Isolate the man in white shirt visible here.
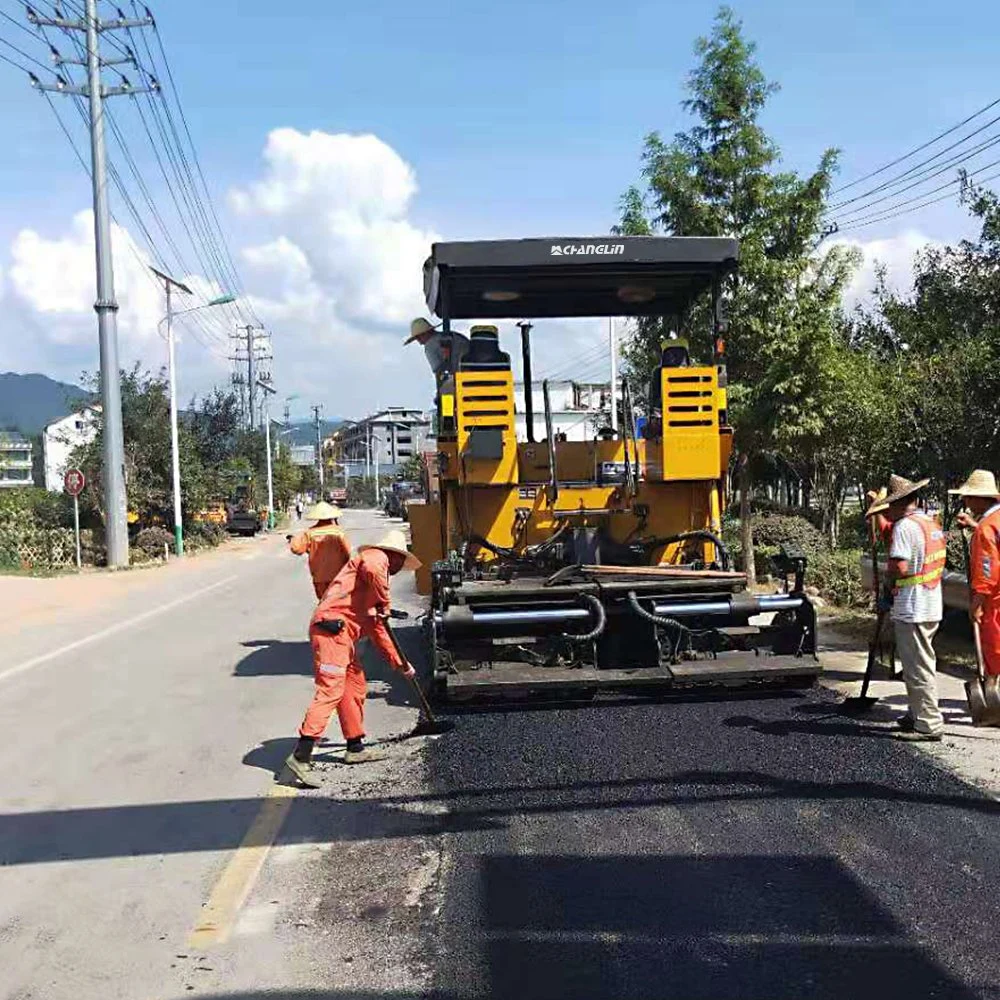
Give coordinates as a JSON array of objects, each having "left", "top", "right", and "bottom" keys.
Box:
[
  {"left": 405, "top": 318, "right": 471, "bottom": 378},
  {"left": 869, "top": 474, "right": 946, "bottom": 740}
]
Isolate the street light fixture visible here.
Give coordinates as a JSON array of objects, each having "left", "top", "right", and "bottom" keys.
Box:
[{"left": 152, "top": 266, "right": 236, "bottom": 557}]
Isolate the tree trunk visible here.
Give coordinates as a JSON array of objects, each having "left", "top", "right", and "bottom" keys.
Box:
[{"left": 738, "top": 459, "right": 757, "bottom": 587}]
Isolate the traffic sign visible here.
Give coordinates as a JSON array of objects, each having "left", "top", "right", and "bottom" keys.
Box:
[{"left": 64, "top": 468, "right": 86, "bottom": 497}]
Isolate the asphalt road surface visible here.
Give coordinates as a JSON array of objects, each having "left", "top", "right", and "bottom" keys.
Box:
[{"left": 4, "top": 507, "right": 1000, "bottom": 999}]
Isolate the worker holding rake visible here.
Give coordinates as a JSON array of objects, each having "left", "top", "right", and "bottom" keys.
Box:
[{"left": 285, "top": 529, "right": 421, "bottom": 787}]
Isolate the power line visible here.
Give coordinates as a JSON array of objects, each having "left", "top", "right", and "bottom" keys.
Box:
[
  {"left": 836, "top": 153, "right": 1000, "bottom": 230},
  {"left": 837, "top": 167, "right": 1000, "bottom": 233},
  {"left": 832, "top": 95, "right": 1000, "bottom": 195},
  {"left": 832, "top": 133, "right": 1000, "bottom": 224},
  {"left": 829, "top": 116, "right": 1000, "bottom": 217}
]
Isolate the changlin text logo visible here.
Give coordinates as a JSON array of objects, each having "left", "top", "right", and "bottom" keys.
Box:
[{"left": 550, "top": 243, "right": 625, "bottom": 256}]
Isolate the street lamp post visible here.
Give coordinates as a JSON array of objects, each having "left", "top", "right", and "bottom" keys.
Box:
[{"left": 153, "top": 267, "right": 235, "bottom": 556}]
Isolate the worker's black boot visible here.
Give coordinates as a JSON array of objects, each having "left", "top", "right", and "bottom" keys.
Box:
[{"left": 285, "top": 737, "right": 322, "bottom": 788}]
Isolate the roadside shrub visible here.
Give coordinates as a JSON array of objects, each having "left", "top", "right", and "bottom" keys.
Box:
[
  {"left": 751, "top": 497, "right": 824, "bottom": 530},
  {"left": 946, "top": 530, "right": 969, "bottom": 576},
  {"left": 135, "top": 526, "right": 173, "bottom": 560},
  {"left": 186, "top": 521, "right": 227, "bottom": 547},
  {"left": 751, "top": 513, "right": 828, "bottom": 559},
  {"left": 837, "top": 509, "right": 869, "bottom": 551},
  {"left": 809, "top": 548, "right": 868, "bottom": 608}
]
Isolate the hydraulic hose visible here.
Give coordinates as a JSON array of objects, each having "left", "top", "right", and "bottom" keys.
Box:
[
  {"left": 563, "top": 593, "right": 606, "bottom": 642},
  {"left": 627, "top": 590, "right": 688, "bottom": 633}
]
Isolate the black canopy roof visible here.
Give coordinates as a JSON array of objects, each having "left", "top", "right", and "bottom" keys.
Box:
[{"left": 423, "top": 236, "right": 738, "bottom": 320}]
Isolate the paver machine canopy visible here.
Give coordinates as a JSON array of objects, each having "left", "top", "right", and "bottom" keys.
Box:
[{"left": 408, "top": 235, "right": 818, "bottom": 698}]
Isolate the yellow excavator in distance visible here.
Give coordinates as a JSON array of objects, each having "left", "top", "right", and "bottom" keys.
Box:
[{"left": 407, "top": 236, "right": 818, "bottom": 699}]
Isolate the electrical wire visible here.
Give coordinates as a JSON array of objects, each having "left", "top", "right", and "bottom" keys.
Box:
[
  {"left": 837, "top": 166, "right": 1000, "bottom": 233},
  {"left": 832, "top": 94, "right": 1000, "bottom": 195},
  {"left": 835, "top": 153, "right": 1000, "bottom": 230},
  {"left": 828, "top": 114, "right": 1000, "bottom": 214},
  {"left": 831, "top": 130, "right": 1000, "bottom": 222}
]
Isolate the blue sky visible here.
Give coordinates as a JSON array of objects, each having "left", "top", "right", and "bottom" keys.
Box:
[{"left": 0, "top": 0, "right": 994, "bottom": 416}]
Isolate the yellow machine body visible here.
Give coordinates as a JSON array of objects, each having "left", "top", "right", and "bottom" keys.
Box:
[
  {"left": 411, "top": 362, "right": 729, "bottom": 596},
  {"left": 411, "top": 235, "right": 818, "bottom": 697}
]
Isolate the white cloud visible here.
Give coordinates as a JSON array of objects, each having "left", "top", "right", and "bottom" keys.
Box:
[
  {"left": 1, "top": 211, "right": 230, "bottom": 385},
  {"left": 829, "top": 230, "right": 944, "bottom": 312},
  {"left": 231, "top": 128, "right": 436, "bottom": 330}
]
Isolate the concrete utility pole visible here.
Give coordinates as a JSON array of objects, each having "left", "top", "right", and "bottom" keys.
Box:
[
  {"left": 608, "top": 317, "right": 619, "bottom": 433},
  {"left": 257, "top": 379, "right": 276, "bottom": 529},
  {"left": 245, "top": 325, "right": 257, "bottom": 430},
  {"left": 312, "top": 404, "right": 325, "bottom": 492},
  {"left": 29, "top": 1, "right": 156, "bottom": 568}
]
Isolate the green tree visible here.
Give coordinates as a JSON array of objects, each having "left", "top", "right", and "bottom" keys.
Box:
[
  {"left": 618, "top": 7, "right": 855, "bottom": 581},
  {"left": 71, "top": 366, "right": 208, "bottom": 528},
  {"left": 853, "top": 181, "right": 1000, "bottom": 517}
]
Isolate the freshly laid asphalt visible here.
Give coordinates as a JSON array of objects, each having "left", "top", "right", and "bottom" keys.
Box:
[{"left": 420, "top": 689, "right": 1000, "bottom": 1000}]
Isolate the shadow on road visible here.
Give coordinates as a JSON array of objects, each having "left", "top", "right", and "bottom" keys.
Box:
[
  {"left": 234, "top": 639, "right": 311, "bottom": 676},
  {"left": 158, "top": 848, "right": 982, "bottom": 998},
  {"left": 5, "top": 766, "right": 1000, "bottom": 867}
]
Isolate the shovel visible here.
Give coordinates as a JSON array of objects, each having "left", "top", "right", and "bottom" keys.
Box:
[
  {"left": 840, "top": 519, "right": 891, "bottom": 714},
  {"left": 839, "top": 610, "right": 888, "bottom": 715},
  {"left": 959, "top": 530, "right": 1000, "bottom": 725},
  {"left": 966, "top": 620, "right": 1000, "bottom": 726},
  {"left": 382, "top": 610, "right": 455, "bottom": 737}
]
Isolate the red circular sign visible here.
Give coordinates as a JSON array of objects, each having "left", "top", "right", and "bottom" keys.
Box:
[{"left": 64, "top": 468, "right": 86, "bottom": 497}]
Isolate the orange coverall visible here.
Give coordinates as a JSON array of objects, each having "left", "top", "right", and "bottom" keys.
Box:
[
  {"left": 290, "top": 524, "right": 351, "bottom": 600},
  {"left": 970, "top": 503, "right": 1000, "bottom": 676},
  {"left": 299, "top": 549, "right": 405, "bottom": 742}
]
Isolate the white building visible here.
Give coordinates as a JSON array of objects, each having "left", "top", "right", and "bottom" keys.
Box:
[
  {"left": 513, "top": 380, "right": 612, "bottom": 442},
  {"left": 0, "top": 432, "right": 33, "bottom": 488},
  {"left": 43, "top": 406, "right": 100, "bottom": 492}
]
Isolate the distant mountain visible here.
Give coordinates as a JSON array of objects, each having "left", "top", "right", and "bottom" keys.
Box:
[
  {"left": 0, "top": 373, "right": 90, "bottom": 436},
  {"left": 283, "top": 419, "right": 343, "bottom": 446}
]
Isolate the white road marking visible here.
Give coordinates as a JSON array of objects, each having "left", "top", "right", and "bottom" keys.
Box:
[{"left": 0, "top": 575, "right": 238, "bottom": 685}]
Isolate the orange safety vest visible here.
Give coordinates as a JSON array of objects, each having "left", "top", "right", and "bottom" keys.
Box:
[{"left": 894, "top": 511, "right": 946, "bottom": 591}]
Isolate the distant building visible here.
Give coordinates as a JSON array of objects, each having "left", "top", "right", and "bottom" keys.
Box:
[
  {"left": 0, "top": 431, "right": 33, "bottom": 488},
  {"left": 328, "top": 407, "right": 432, "bottom": 476},
  {"left": 289, "top": 445, "right": 316, "bottom": 468},
  {"left": 42, "top": 405, "right": 100, "bottom": 492},
  {"left": 514, "top": 380, "right": 611, "bottom": 442}
]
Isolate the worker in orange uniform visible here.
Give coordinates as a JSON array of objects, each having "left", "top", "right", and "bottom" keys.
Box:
[
  {"left": 284, "top": 529, "right": 421, "bottom": 787},
  {"left": 868, "top": 474, "right": 946, "bottom": 741},
  {"left": 288, "top": 501, "right": 351, "bottom": 600},
  {"left": 950, "top": 470, "right": 1000, "bottom": 676}
]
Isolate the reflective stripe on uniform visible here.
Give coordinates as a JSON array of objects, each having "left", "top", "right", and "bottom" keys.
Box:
[{"left": 896, "top": 512, "right": 946, "bottom": 590}]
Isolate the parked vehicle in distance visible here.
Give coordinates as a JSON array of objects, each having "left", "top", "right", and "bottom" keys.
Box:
[{"left": 383, "top": 480, "right": 420, "bottom": 521}]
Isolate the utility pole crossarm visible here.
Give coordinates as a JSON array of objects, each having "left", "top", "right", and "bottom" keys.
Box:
[{"left": 27, "top": 10, "right": 154, "bottom": 31}]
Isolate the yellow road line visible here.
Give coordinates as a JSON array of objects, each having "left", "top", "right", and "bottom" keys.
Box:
[{"left": 188, "top": 783, "right": 298, "bottom": 948}]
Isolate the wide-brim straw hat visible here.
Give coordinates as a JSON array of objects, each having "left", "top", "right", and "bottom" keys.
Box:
[
  {"left": 359, "top": 529, "right": 422, "bottom": 571},
  {"left": 949, "top": 469, "right": 1000, "bottom": 498},
  {"left": 404, "top": 317, "right": 438, "bottom": 345},
  {"left": 865, "top": 474, "right": 930, "bottom": 516},
  {"left": 306, "top": 501, "right": 342, "bottom": 520}
]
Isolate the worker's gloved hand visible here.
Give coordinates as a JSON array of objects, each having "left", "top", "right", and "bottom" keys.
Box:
[
  {"left": 957, "top": 511, "right": 979, "bottom": 530},
  {"left": 399, "top": 662, "right": 416, "bottom": 680}
]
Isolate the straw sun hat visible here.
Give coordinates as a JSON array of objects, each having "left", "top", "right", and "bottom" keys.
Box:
[
  {"left": 865, "top": 474, "right": 930, "bottom": 517},
  {"left": 359, "top": 529, "right": 421, "bottom": 571},
  {"left": 948, "top": 469, "right": 1000, "bottom": 499}
]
